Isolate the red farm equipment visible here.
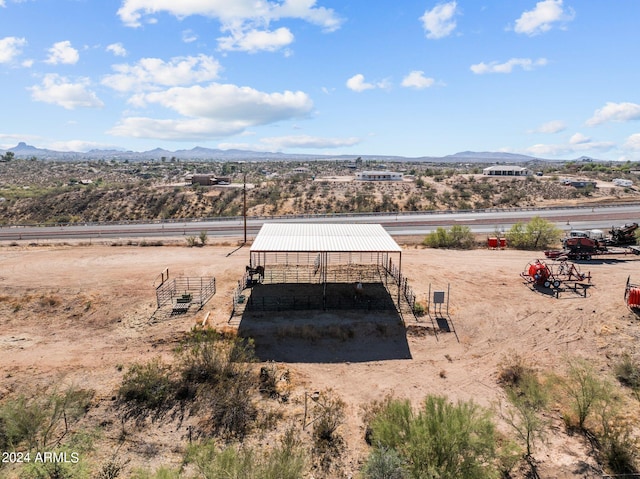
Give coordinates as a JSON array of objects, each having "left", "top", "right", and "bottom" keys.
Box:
[
  {"left": 521, "top": 259, "right": 592, "bottom": 297},
  {"left": 625, "top": 276, "right": 640, "bottom": 313},
  {"left": 545, "top": 223, "right": 640, "bottom": 260}
]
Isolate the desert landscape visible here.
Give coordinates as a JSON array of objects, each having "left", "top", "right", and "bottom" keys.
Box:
[{"left": 1, "top": 235, "right": 639, "bottom": 478}]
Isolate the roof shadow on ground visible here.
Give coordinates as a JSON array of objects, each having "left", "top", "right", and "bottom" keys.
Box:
[
  {"left": 238, "top": 311, "right": 412, "bottom": 363},
  {"left": 236, "top": 283, "right": 411, "bottom": 363}
]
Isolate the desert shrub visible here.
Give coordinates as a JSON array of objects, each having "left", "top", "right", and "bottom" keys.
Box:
[
  {"left": 361, "top": 447, "right": 408, "bottom": 479},
  {"left": 422, "top": 225, "right": 475, "bottom": 249},
  {"left": 497, "top": 351, "right": 535, "bottom": 389},
  {"left": 506, "top": 216, "right": 562, "bottom": 250},
  {"left": 367, "top": 394, "right": 500, "bottom": 479},
  {"left": 596, "top": 410, "right": 639, "bottom": 474},
  {"left": 614, "top": 353, "right": 640, "bottom": 393},
  {"left": 259, "top": 363, "right": 279, "bottom": 399},
  {"left": 0, "top": 387, "right": 93, "bottom": 451},
  {"left": 562, "top": 358, "right": 607, "bottom": 431},
  {"left": 498, "top": 354, "right": 549, "bottom": 459},
  {"left": 185, "top": 429, "right": 306, "bottom": 479},
  {"left": 117, "top": 330, "right": 259, "bottom": 439},
  {"left": 312, "top": 389, "right": 346, "bottom": 446},
  {"left": 19, "top": 445, "right": 90, "bottom": 479},
  {"left": 311, "top": 389, "right": 346, "bottom": 472},
  {"left": 117, "top": 358, "right": 175, "bottom": 424},
  {"left": 39, "top": 293, "right": 61, "bottom": 308},
  {"left": 186, "top": 442, "right": 256, "bottom": 479},
  {"left": 178, "top": 330, "right": 257, "bottom": 440},
  {"left": 185, "top": 236, "right": 198, "bottom": 247},
  {"left": 204, "top": 377, "right": 257, "bottom": 440},
  {"left": 259, "top": 427, "right": 307, "bottom": 479},
  {"left": 96, "top": 457, "right": 129, "bottom": 479},
  {"left": 412, "top": 302, "right": 425, "bottom": 316}
]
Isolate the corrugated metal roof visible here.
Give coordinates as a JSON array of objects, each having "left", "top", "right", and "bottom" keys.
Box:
[{"left": 250, "top": 223, "right": 401, "bottom": 252}]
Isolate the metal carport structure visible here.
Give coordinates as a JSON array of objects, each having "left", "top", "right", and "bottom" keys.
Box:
[{"left": 247, "top": 223, "right": 403, "bottom": 310}]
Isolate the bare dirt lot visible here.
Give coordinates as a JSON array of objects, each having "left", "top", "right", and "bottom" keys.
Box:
[{"left": 1, "top": 239, "right": 639, "bottom": 477}]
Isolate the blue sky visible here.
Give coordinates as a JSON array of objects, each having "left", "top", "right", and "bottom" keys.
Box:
[{"left": 1, "top": 0, "right": 639, "bottom": 160}]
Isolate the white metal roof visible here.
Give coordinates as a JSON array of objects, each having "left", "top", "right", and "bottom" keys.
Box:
[
  {"left": 250, "top": 223, "right": 401, "bottom": 252},
  {"left": 483, "top": 165, "right": 530, "bottom": 172}
]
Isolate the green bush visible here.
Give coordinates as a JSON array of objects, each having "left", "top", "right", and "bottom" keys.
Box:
[
  {"left": 366, "top": 394, "right": 500, "bottom": 479},
  {"left": 423, "top": 225, "right": 475, "bottom": 249},
  {"left": 562, "top": 358, "right": 607, "bottom": 431},
  {"left": 0, "top": 387, "right": 93, "bottom": 451},
  {"left": 506, "top": 216, "right": 562, "bottom": 250}
]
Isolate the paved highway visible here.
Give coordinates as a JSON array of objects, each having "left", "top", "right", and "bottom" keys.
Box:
[{"left": 0, "top": 204, "right": 639, "bottom": 242}]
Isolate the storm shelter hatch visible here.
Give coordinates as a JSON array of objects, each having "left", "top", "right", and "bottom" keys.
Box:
[{"left": 248, "top": 223, "right": 403, "bottom": 310}]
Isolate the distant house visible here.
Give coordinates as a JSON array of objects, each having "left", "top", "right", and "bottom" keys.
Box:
[
  {"left": 355, "top": 171, "right": 403, "bottom": 181},
  {"left": 190, "top": 174, "right": 218, "bottom": 186},
  {"left": 189, "top": 174, "right": 231, "bottom": 186},
  {"left": 482, "top": 165, "right": 532, "bottom": 176}
]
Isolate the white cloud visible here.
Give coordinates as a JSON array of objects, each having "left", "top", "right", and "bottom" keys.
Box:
[
  {"left": 108, "top": 117, "right": 247, "bottom": 140},
  {"left": 259, "top": 134, "right": 361, "bottom": 150},
  {"left": 45, "top": 40, "right": 79, "bottom": 65},
  {"left": 182, "top": 29, "right": 198, "bottom": 43},
  {"left": 470, "top": 57, "right": 547, "bottom": 74},
  {"left": 533, "top": 120, "right": 566, "bottom": 134},
  {"left": 420, "top": 1, "right": 458, "bottom": 39},
  {"left": 102, "top": 54, "right": 222, "bottom": 92},
  {"left": 514, "top": 0, "right": 575, "bottom": 36},
  {"left": 109, "top": 83, "right": 313, "bottom": 141},
  {"left": 138, "top": 83, "right": 312, "bottom": 121},
  {"left": 586, "top": 102, "right": 640, "bottom": 127},
  {"left": 345, "top": 73, "right": 394, "bottom": 92},
  {"left": 526, "top": 136, "right": 614, "bottom": 157},
  {"left": 346, "top": 74, "right": 374, "bottom": 92},
  {"left": 569, "top": 133, "right": 590, "bottom": 144},
  {"left": 117, "top": 0, "right": 342, "bottom": 52},
  {"left": 401, "top": 70, "right": 435, "bottom": 89},
  {"left": 624, "top": 133, "right": 640, "bottom": 151},
  {"left": 218, "top": 27, "right": 294, "bottom": 53},
  {"left": 106, "top": 43, "right": 127, "bottom": 57},
  {"left": 29, "top": 74, "right": 104, "bottom": 110},
  {"left": 0, "top": 36, "right": 27, "bottom": 63}
]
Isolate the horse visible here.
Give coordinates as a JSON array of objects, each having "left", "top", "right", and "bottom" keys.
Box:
[{"left": 246, "top": 265, "right": 265, "bottom": 279}]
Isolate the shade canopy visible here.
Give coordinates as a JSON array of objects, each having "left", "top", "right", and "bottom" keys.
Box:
[{"left": 250, "top": 223, "right": 401, "bottom": 253}]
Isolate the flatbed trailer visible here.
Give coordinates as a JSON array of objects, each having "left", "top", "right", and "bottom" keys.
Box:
[{"left": 544, "top": 245, "right": 640, "bottom": 260}]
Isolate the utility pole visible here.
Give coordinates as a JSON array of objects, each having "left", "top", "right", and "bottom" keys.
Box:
[{"left": 243, "top": 172, "right": 247, "bottom": 244}]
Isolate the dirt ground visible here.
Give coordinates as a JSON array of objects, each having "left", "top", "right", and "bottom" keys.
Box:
[{"left": 1, "top": 238, "right": 639, "bottom": 477}]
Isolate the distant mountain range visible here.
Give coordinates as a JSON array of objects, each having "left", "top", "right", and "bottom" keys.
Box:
[{"left": 1, "top": 141, "right": 556, "bottom": 163}]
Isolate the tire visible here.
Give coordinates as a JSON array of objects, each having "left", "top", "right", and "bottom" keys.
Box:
[
  {"left": 553, "top": 280, "right": 561, "bottom": 288},
  {"left": 544, "top": 281, "right": 551, "bottom": 288}
]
